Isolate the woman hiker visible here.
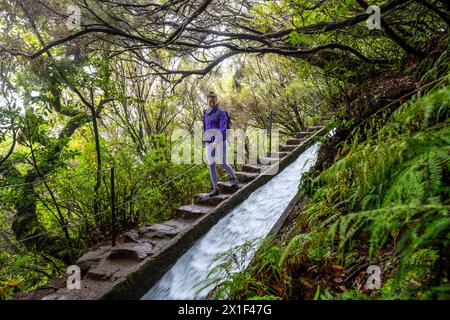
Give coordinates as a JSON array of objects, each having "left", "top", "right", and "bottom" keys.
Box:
[{"left": 203, "top": 91, "right": 238, "bottom": 197}]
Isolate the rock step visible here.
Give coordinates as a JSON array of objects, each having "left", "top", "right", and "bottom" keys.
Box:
[
  {"left": 174, "top": 204, "right": 213, "bottom": 219},
  {"left": 268, "top": 151, "right": 289, "bottom": 158},
  {"left": 86, "top": 263, "right": 120, "bottom": 281},
  {"left": 138, "top": 219, "right": 191, "bottom": 240},
  {"left": 241, "top": 164, "right": 264, "bottom": 173},
  {"left": 108, "top": 243, "right": 154, "bottom": 261},
  {"left": 77, "top": 247, "right": 110, "bottom": 273},
  {"left": 194, "top": 193, "right": 231, "bottom": 206},
  {"left": 286, "top": 138, "right": 302, "bottom": 145},
  {"left": 164, "top": 218, "right": 195, "bottom": 229},
  {"left": 306, "top": 125, "right": 322, "bottom": 132},
  {"left": 257, "top": 156, "right": 279, "bottom": 165},
  {"left": 279, "top": 144, "right": 296, "bottom": 152},
  {"left": 295, "top": 131, "right": 312, "bottom": 139},
  {"left": 234, "top": 171, "right": 259, "bottom": 183},
  {"left": 217, "top": 182, "right": 245, "bottom": 194}
]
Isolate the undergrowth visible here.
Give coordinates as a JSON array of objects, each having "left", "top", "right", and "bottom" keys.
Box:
[{"left": 206, "top": 77, "right": 450, "bottom": 300}]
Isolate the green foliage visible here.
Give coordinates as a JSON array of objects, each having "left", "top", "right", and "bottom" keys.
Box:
[
  {"left": 0, "top": 249, "right": 65, "bottom": 300},
  {"left": 0, "top": 129, "right": 211, "bottom": 297},
  {"left": 196, "top": 240, "right": 260, "bottom": 299},
  {"left": 314, "top": 85, "right": 449, "bottom": 297},
  {"left": 1, "top": 0, "right": 449, "bottom": 300},
  {"left": 303, "top": 85, "right": 449, "bottom": 297},
  {"left": 221, "top": 81, "right": 450, "bottom": 300},
  {"left": 200, "top": 238, "right": 286, "bottom": 300}
]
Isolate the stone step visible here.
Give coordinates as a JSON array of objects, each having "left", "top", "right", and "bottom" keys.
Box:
[
  {"left": 138, "top": 221, "right": 185, "bottom": 240},
  {"left": 108, "top": 243, "right": 154, "bottom": 261},
  {"left": 194, "top": 193, "right": 230, "bottom": 206},
  {"left": 268, "top": 151, "right": 289, "bottom": 158},
  {"left": 217, "top": 182, "right": 241, "bottom": 194},
  {"left": 164, "top": 218, "right": 194, "bottom": 230},
  {"left": 241, "top": 164, "right": 264, "bottom": 173},
  {"left": 174, "top": 204, "right": 213, "bottom": 219},
  {"left": 286, "top": 138, "right": 302, "bottom": 145},
  {"left": 279, "top": 144, "right": 296, "bottom": 152},
  {"left": 86, "top": 262, "right": 120, "bottom": 281},
  {"left": 295, "top": 132, "right": 312, "bottom": 139},
  {"left": 77, "top": 247, "right": 110, "bottom": 273},
  {"left": 257, "top": 156, "right": 279, "bottom": 165},
  {"left": 306, "top": 125, "right": 322, "bottom": 132},
  {"left": 234, "top": 171, "right": 259, "bottom": 183}
]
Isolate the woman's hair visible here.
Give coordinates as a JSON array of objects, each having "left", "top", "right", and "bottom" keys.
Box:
[{"left": 207, "top": 91, "right": 218, "bottom": 99}]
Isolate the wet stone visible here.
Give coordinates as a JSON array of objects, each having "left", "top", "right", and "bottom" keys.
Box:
[
  {"left": 234, "top": 172, "right": 259, "bottom": 183},
  {"left": 286, "top": 138, "right": 302, "bottom": 145},
  {"left": 140, "top": 231, "right": 173, "bottom": 240},
  {"left": 217, "top": 182, "right": 240, "bottom": 194},
  {"left": 139, "top": 222, "right": 186, "bottom": 240},
  {"left": 108, "top": 243, "right": 154, "bottom": 261},
  {"left": 76, "top": 247, "right": 109, "bottom": 273},
  {"left": 257, "top": 157, "right": 279, "bottom": 165},
  {"left": 268, "top": 151, "right": 289, "bottom": 158},
  {"left": 295, "top": 132, "right": 312, "bottom": 139},
  {"left": 42, "top": 295, "right": 67, "bottom": 300},
  {"left": 174, "top": 205, "right": 213, "bottom": 219},
  {"left": 138, "top": 223, "right": 179, "bottom": 239},
  {"left": 194, "top": 193, "right": 230, "bottom": 206},
  {"left": 124, "top": 230, "right": 140, "bottom": 243},
  {"left": 164, "top": 219, "right": 193, "bottom": 230},
  {"left": 306, "top": 125, "right": 322, "bottom": 132},
  {"left": 241, "top": 164, "right": 263, "bottom": 173},
  {"left": 86, "top": 262, "right": 120, "bottom": 281},
  {"left": 279, "top": 144, "right": 296, "bottom": 152}
]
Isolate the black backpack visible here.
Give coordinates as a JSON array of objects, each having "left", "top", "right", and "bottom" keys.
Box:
[{"left": 203, "top": 107, "right": 231, "bottom": 130}]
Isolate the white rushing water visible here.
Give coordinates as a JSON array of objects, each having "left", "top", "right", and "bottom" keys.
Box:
[{"left": 142, "top": 143, "right": 321, "bottom": 300}]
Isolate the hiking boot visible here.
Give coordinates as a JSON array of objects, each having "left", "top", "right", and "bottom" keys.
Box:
[
  {"left": 229, "top": 176, "right": 239, "bottom": 187},
  {"left": 208, "top": 187, "right": 219, "bottom": 197}
]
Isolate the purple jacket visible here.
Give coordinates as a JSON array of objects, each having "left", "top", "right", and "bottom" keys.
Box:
[{"left": 203, "top": 105, "right": 228, "bottom": 142}]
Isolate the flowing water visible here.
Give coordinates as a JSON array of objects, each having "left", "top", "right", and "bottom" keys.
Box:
[{"left": 142, "top": 143, "right": 321, "bottom": 300}]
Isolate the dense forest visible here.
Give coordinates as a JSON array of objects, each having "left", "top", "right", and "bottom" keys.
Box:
[{"left": 0, "top": 0, "right": 449, "bottom": 300}]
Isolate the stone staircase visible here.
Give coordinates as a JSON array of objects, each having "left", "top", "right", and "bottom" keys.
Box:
[
  {"left": 38, "top": 123, "right": 326, "bottom": 300},
  {"left": 172, "top": 125, "right": 323, "bottom": 221}
]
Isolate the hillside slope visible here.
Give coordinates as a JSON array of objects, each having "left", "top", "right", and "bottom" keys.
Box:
[{"left": 208, "top": 43, "right": 450, "bottom": 301}]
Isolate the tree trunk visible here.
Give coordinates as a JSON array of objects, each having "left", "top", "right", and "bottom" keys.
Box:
[{"left": 90, "top": 103, "right": 103, "bottom": 228}]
